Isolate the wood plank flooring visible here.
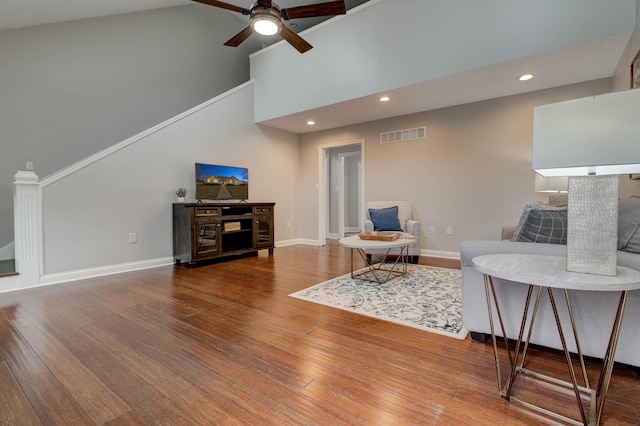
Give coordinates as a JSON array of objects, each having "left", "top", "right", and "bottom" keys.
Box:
[{"left": 0, "top": 242, "right": 638, "bottom": 425}]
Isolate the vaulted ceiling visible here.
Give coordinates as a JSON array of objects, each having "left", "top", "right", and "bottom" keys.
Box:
[
  {"left": 0, "top": 0, "right": 369, "bottom": 32},
  {"left": 2, "top": 0, "right": 635, "bottom": 135}
]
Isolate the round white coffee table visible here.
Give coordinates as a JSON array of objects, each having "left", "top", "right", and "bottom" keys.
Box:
[{"left": 339, "top": 234, "right": 415, "bottom": 284}]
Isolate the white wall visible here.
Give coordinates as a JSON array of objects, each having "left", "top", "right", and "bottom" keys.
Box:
[
  {"left": 0, "top": 4, "right": 263, "bottom": 249},
  {"left": 298, "top": 78, "right": 639, "bottom": 257},
  {"left": 251, "top": 0, "right": 636, "bottom": 124},
  {"left": 40, "top": 83, "right": 299, "bottom": 276}
]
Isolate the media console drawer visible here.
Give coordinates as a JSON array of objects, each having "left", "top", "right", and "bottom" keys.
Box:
[
  {"left": 173, "top": 202, "right": 275, "bottom": 265},
  {"left": 195, "top": 208, "right": 220, "bottom": 217}
]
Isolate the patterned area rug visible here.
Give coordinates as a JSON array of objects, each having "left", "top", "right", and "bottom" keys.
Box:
[{"left": 289, "top": 264, "right": 468, "bottom": 339}]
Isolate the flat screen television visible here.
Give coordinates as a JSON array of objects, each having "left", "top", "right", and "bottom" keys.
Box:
[{"left": 195, "top": 163, "right": 248, "bottom": 201}]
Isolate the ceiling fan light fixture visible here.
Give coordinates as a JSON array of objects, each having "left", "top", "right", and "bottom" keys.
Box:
[
  {"left": 194, "top": 0, "right": 347, "bottom": 53},
  {"left": 251, "top": 13, "right": 282, "bottom": 36}
]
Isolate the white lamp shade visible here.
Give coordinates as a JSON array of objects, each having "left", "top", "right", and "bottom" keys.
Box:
[
  {"left": 532, "top": 89, "right": 640, "bottom": 177},
  {"left": 531, "top": 89, "right": 640, "bottom": 276}
]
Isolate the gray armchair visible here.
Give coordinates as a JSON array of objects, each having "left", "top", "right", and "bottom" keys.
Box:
[{"left": 364, "top": 201, "right": 421, "bottom": 263}]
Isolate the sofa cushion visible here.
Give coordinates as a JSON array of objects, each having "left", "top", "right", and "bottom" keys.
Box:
[
  {"left": 515, "top": 209, "right": 568, "bottom": 245},
  {"left": 618, "top": 196, "right": 640, "bottom": 254},
  {"left": 368, "top": 206, "right": 403, "bottom": 231}
]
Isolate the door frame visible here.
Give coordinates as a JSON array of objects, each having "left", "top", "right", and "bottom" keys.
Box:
[{"left": 318, "top": 139, "right": 365, "bottom": 245}]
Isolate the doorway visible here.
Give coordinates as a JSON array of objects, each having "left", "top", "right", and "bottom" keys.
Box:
[{"left": 319, "top": 140, "right": 365, "bottom": 244}]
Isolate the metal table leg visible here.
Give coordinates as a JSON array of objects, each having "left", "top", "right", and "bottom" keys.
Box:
[
  {"left": 349, "top": 245, "right": 409, "bottom": 284},
  {"left": 483, "top": 274, "right": 626, "bottom": 426}
]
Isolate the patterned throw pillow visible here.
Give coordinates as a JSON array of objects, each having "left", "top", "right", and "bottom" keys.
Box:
[
  {"left": 511, "top": 203, "right": 544, "bottom": 241},
  {"left": 511, "top": 203, "right": 565, "bottom": 242},
  {"left": 516, "top": 209, "right": 568, "bottom": 245}
]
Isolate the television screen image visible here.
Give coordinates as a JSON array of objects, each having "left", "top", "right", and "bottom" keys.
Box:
[{"left": 195, "top": 163, "right": 248, "bottom": 201}]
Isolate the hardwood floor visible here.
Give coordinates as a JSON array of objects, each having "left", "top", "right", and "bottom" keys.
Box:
[{"left": 0, "top": 242, "right": 638, "bottom": 425}]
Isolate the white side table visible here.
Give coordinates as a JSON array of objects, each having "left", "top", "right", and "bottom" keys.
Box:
[
  {"left": 473, "top": 254, "right": 640, "bottom": 426},
  {"left": 339, "top": 235, "right": 415, "bottom": 283}
]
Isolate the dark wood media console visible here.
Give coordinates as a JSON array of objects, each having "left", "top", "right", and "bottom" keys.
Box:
[{"left": 173, "top": 202, "right": 274, "bottom": 265}]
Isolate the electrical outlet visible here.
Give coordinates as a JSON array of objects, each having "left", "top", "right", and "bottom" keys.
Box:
[
  {"left": 428, "top": 226, "right": 435, "bottom": 234},
  {"left": 129, "top": 233, "right": 137, "bottom": 243},
  {"left": 446, "top": 227, "right": 453, "bottom": 236}
]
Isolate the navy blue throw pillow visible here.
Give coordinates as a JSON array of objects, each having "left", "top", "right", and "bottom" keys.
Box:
[{"left": 369, "top": 206, "right": 402, "bottom": 231}]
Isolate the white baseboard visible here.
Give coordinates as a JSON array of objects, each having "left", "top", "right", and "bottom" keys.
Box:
[
  {"left": 40, "top": 257, "right": 175, "bottom": 287},
  {"left": 421, "top": 249, "right": 460, "bottom": 260},
  {"left": 274, "top": 238, "right": 304, "bottom": 247},
  {"left": 0, "top": 242, "right": 14, "bottom": 261},
  {"left": 0, "top": 257, "right": 174, "bottom": 294},
  {"left": 276, "top": 238, "right": 325, "bottom": 247},
  {"left": 29, "top": 239, "right": 324, "bottom": 287},
  {"left": 298, "top": 239, "right": 325, "bottom": 246},
  {"left": 2, "top": 239, "right": 316, "bottom": 294},
  {"left": 0, "top": 275, "right": 19, "bottom": 294},
  {"left": 40, "top": 240, "right": 329, "bottom": 286}
]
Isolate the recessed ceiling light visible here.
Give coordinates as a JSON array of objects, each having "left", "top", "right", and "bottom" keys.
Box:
[
  {"left": 306, "top": 120, "right": 316, "bottom": 125},
  {"left": 379, "top": 96, "right": 390, "bottom": 102},
  {"left": 518, "top": 73, "right": 534, "bottom": 81}
]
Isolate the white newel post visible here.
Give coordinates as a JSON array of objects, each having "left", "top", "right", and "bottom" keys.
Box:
[{"left": 14, "top": 170, "right": 41, "bottom": 288}]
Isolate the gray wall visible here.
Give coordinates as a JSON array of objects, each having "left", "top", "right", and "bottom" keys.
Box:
[
  {"left": 41, "top": 83, "right": 300, "bottom": 275},
  {"left": 299, "top": 78, "right": 640, "bottom": 256},
  {"left": 0, "top": 4, "right": 262, "bottom": 249}
]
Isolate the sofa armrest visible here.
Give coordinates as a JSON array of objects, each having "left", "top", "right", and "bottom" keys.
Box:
[
  {"left": 364, "top": 219, "right": 374, "bottom": 232},
  {"left": 406, "top": 219, "right": 420, "bottom": 237}
]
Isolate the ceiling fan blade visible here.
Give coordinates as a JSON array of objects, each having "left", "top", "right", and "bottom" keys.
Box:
[
  {"left": 224, "top": 26, "right": 254, "bottom": 47},
  {"left": 192, "top": 0, "right": 249, "bottom": 15},
  {"left": 281, "top": 1, "right": 346, "bottom": 20},
  {"left": 280, "top": 26, "right": 313, "bottom": 54}
]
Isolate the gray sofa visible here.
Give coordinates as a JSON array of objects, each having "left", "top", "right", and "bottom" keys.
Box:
[{"left": 460, "top": 232, "right": 640, "bottom": 368}]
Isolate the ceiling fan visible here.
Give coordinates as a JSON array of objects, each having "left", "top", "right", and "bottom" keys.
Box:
[{"left": 193, "top": 0, "right": 347, "bottom": 53}]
